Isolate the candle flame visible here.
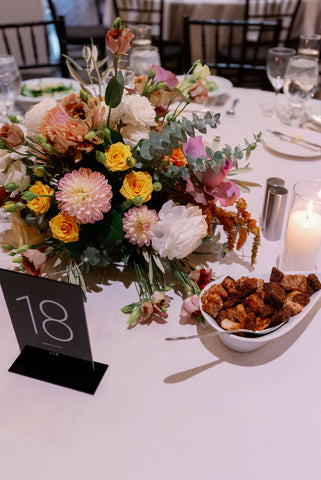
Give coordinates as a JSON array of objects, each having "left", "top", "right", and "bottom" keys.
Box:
[{"left": 307, "top": 202, "right": 313, "bottom": 221}]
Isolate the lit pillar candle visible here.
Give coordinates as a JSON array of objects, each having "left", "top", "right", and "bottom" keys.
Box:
[{"left": 281, "top": 206, "right": 321, "bottom": 271}]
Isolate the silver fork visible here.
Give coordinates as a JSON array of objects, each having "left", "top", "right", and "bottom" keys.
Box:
[{"left": 226, "top": 98, "right": 239, "bottom": 115}]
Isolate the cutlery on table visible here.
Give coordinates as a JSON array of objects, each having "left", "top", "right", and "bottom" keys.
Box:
[
  {"left": 267, "top": 129, "right": 321, "bottom": 152},
  {"left": 226, "top": 98, "right": 239, "bottom": 115}
]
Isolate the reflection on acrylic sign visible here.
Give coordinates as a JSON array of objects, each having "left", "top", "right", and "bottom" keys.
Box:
[{"left": 0, "top": 268, "right": 108, "bottom": 394}]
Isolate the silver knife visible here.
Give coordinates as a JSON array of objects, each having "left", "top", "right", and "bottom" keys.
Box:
[{"left": 267, "top": 129, "right": 321, "bottom": 151}]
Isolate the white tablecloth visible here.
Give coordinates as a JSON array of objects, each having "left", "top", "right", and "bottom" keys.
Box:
[{"left": 1, "top": 87, "right": 321, "bottom": 479}]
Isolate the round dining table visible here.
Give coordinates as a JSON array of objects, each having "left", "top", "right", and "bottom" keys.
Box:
[{"left": 1, "top": 86, "right": 321, "bottom": 479}]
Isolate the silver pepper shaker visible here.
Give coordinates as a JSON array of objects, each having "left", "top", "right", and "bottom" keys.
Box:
[
  {"left": 261, "top": 177, "right": 285, "bottom": 227},
  {"left": 263, "top": 185, "right": 288, "bottom": 241}
]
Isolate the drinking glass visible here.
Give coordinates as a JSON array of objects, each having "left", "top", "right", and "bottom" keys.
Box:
[
  {"left": 298, "top": 34, "right": 321, "bottom": 61},
  {"left": 0, "top": 55, "right": 21, "bottom": 122},
  {"left": 283, "top": 55, "right": 319, "bottom": 126},
  {"left": 129, "top": 45, "right": 161, "bottom": 76},
  {"left": 280, "top": 179, "right": 321, "bottom": 271},
  {"left": 266, "top": 47, "right": 296, "bottom": 117}
]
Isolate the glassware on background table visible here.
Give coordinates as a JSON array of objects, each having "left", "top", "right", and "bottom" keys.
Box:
[
  {"left": 129, "top": 45, "right": 161, "bottom": 76},
  {"left": 298, "top": 33, "right": 321, "bottom": 60},
  {"left": 280, "top": 179, "right": 321, "bottom": 271},
  {"left": 105, "top": 69, "right": 135, "bottom": 88},
  {"left": 266, "top": 47, "right": 296, "bottom": 118},
  {"left": 283, "top": 55, "right": 319, "bottom": 126},
  {"left": 0, "top": 55, "right": 21, "bottom": 122},
  {"left": 130, "top": 24, "right": 152, "bottom": 46}
]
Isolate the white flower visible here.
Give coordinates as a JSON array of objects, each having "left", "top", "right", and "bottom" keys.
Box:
[
  {"left": 193, "top": 63, "right": 210, "bottom": 80},
  {"left": 24, "top": 98, "right": 57, "bottom": 136},
  {"left": 151, "top": 200, "right": 208, "bottom": 260},
  {"left": 109, "top": 94, "right": 156, "bottom": 128},
  {"left": 121, "top": 124, "right": 151, "bottom": 147},
  {"left": 1, "top": 159, "right": 30, "bottom": 195}
]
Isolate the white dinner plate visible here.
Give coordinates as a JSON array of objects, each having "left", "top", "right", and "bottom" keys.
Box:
[
  {"left": 200, "top": 271, "right": 321, "bottom": 352},
  {"left": 176, "top": 74, "right": 233, "bottom": 98},
  {"left": 17, "top": 77, "right": 80, "bottom": 104},
  {"left": 263, "top": 126, "right": 321, "bottom": 159}
]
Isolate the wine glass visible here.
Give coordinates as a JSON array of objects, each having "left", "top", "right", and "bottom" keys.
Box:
[
  {"left": 0, "top": 55, "right": 22, "bottom": 122},
  {"left": 266, "top": 47, "right": 296, "bottom": 117},
  {"left": 283, "top": 55, "right": 319, "bottom": 126}
]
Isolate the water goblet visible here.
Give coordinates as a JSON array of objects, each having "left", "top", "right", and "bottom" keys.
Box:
[
  {"left": 0, "top": 55, "right": 21, "bottom": 122},
  {"left": 283, "top": 55, "right": 319, "bottom": 126},
  {"left": 266, "top": 47, "right": 296, "bottom": 117}
]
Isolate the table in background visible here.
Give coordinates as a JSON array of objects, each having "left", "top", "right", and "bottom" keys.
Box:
[
  {"left": 1, "top": 87, "right": 321, "bottom": 479},
  {"left": 104, "top": 0, "right": 321, "bottom": 43}
]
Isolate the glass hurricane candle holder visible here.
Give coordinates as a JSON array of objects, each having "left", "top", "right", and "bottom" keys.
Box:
[{"left": 280, "top": 179, "right": 321, "bottom": 271}]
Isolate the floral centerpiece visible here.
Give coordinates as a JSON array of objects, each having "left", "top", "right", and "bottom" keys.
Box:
[{"left": 0, "top": 18, "right": 261, "bottom": 326}]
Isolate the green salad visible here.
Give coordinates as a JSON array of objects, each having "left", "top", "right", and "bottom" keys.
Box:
[{"left": 21, "top": 81, "right": 74, "bottom": 98}]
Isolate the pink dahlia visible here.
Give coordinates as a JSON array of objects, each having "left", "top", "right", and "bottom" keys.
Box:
[
  {"left": 56, "top": 167, "right": 113, "bottom": 224},
  {"left": 123, "top": 205, "right": 159, "bottom": 247}
]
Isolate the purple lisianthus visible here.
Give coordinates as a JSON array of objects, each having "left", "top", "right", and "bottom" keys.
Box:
[
  {"left": 202, "top": 159, "right": 234, "bottom": 187},
  {"left": 152, "top": 64, "right": 178, "bottom": 87},
  {"left": 204, "top": 181, "right": 240, "bottom": 207},
  {"left": 182, "top": 135, "right": 207, "bottom": 159}
]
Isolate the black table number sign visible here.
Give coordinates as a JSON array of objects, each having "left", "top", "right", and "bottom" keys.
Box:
[{"left": 0, "top": 268, "right": 108, "bottom": 394}]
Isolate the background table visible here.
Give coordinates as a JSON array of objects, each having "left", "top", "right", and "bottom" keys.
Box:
[
  {"left": 104, "top": 0, "right": 321, "bottom": 42},
  {"left": 1, "top": 87, "right": 321, "bottom": 479}
]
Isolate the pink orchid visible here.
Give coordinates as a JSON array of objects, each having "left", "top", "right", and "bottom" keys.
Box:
[
  {"left": 179, "top": 294, "right": 202, "bottom": 320},
  {"left": 189, "top": 268, "right": 212, "bottom": 290},
  {"left": 204, "top": 181, "right": 240, "bottom": 207},
  {"left": 152, "top": 64, "right": 178, "bottom": 87}
]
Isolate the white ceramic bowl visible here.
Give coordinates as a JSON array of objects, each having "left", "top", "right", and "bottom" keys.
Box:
[
  {"left": 200, "top": 272, "right": 321, "bottom": 352},
  {"left": 17, "top": 77, "right": 80, "bottom": 104}
]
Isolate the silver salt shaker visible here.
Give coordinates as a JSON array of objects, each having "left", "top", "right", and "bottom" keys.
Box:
[
  {"left": 261, "top": 177, "right": 285, "bottom": 227},
  {"left": 263, "top": 185, "right": 288, "bottom": 241}
]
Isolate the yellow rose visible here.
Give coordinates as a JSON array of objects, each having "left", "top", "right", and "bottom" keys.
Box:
[
  {"left": 27, "top": 181, "right": 54, "bottom": 215},
  {"left": 120, "top": 171, "right": 153, "bottom": 202},
  {"left": 49, "top": 213, "right": 79, "bottom": 243},
  {"left": 105, "top": 142, "right": 133, "bottom": 172}
]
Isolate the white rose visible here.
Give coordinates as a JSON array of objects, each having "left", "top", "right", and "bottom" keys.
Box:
[
  {"left": 121, "top": 124, "right": 150, "bottom": 147},
  {"left": 2, "top": 160, "right": 30, "bottom": 195},
  {"left": 24, "top": 98, "right": 57, "bottom": 136},
  {"left": 110, "top": 94, "right": 156, "bottom": 129},
  {"left": 151, "top": 200, "right": 208, "bottom": 260}
]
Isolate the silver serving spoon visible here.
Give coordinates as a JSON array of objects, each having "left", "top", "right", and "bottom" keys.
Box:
[
  {"left": 226, "top": 98, "right": 239, "bottom": 115},
  {"left": 165, "top": 322, "right": 286, "bottom": 341}
]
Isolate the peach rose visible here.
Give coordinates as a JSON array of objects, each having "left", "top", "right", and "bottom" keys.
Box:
[
  {"left": 105, "top": 142, "right": 133, "bottom": 172},
  {"left": 27, "top": 181, "right": 54, "bottom": 215},
  {"left": 105, "top": 27, "right": 134, "bottom": 55},
  {"left": 0, "top": 123, "right": 24, "bottom": 147},
  {"left": 49, "top": 213, "right": 79, "bottom": 243},
  {"left": 165, "top": 147, "right": 187, "bottom": 167},
  {"left": 120, "top": 171, "right": 153, "bottom": 202}
]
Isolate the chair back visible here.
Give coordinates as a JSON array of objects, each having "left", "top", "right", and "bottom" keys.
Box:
[
  {"left": 245, "top": 0, "right": 301, "bottom": 45},
  {"left": 0, "top": 17, "right": 68, "bottom": 78},
  {"left": 183, "top": 17, "right": 281, "bottom": 87},
  {"left": 112, "top": 0, "right": 164, "bottom": 43},
  {"left": 47, "top": 0, "right": 104, "bottom": 26}
]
